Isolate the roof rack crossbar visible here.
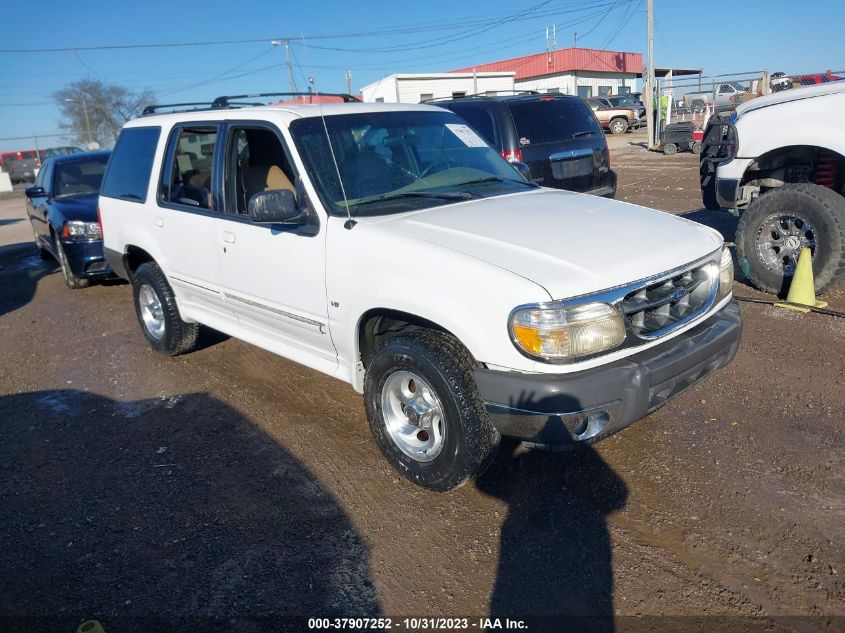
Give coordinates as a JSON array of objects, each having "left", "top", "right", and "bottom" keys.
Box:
[
  {"left": 141, "top": 102, "right": 216, "bottom": 116},
  {"left": 212, "top": 92, "right": 360, "bottom": 108},
  {"left": 422, "top": 90, "right": 540, "bottom": 102}
]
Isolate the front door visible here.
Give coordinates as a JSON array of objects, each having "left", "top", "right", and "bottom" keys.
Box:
[{"left": 215, "top": 124, "right": 336, "bottom": 373}]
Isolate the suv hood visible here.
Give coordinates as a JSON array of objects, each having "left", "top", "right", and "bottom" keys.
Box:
[
  {"left": 736, "top": 80, "right": 845, "bottom": 116},
  {"left": 371, "top": 189, "right": 722, "bottom": 299}
]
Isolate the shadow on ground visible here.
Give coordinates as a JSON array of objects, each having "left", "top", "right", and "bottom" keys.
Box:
[
  {"left": 0, "top": 243, "right": 58, "bottom": 317},
  {"left": 478, "top": 436, "right": 628, "bottom": 632},
  {"left": 0, "top": 390, "right": 380, "bottom": 631},
  {"left": 681, "top": 207, "right": 739, "bottom": 243}
]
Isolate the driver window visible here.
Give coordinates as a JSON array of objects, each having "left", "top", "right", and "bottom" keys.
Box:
[{"left": 228, "top": 127, "right": 296, "bottom": 215}]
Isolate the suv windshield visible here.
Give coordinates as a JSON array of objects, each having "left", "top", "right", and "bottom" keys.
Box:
[
  {"left": 54, "top": 155, "right": 110, "bottom": 197},
  {"left": 508, "top": 98, "right": 603, "bottom": 144},
  {"left": 289, "top": 110, "right": 534, "bottom": 217}
]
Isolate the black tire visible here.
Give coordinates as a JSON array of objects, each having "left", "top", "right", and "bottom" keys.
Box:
[
  {"left": 131, "top": 261, "right": 199, "bottom": 356},
  {"left": 364, "top": 330, "right": 500, "bottom": 492},
  {"left": 53, "top": 234, "right": 89, "bottom": 289},
  {"left": 662, "top": 143, "right": 678, "bottom": 155},
  {"left": 609, "top": 118, "right": 628, "bottom": 135},
  {"left": 691, "top": 141, "right": 703, "bottom": 155},
  {"left": 735, "top": 183, "right": 845, "bottom": 295}
]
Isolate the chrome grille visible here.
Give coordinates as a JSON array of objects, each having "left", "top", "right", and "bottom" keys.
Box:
[{"left": 621, "top": 263, "right": 715, "bottom": 338}]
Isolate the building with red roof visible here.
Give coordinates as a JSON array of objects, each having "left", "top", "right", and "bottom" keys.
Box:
[{"left": 452, "top": 47, "right": 643, "bottom": 98}]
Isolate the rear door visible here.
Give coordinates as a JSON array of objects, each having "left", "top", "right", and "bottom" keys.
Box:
[
  {"left": 27, "top": 160, "right": 53, "bottom": 247},
  {"left": 506, "top": 98, "right": 611, "bottom": 193},
  {"left": 155, "top": 123, "right": 234, "bottom": 329}
]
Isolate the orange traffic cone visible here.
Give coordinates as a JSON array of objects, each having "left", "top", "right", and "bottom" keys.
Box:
[{"left": 774, "top": 247, "right": 828, "bottom": 313}]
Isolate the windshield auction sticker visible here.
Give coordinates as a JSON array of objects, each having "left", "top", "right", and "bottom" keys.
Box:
[{"left": 445, "top": 124, "right": 488, "bottom": 148}]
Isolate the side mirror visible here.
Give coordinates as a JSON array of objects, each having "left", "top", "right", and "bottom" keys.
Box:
[
  {"left": 25, "top": 185, "right": 46, "bottom": 198},
  {"left": 247, "top": 189, "right": 306, "bottom": 225},
  {"left": 510, "top": 161, "right": 532, "bottom": 181}
]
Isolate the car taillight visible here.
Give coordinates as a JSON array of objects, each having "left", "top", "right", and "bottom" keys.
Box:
[
  {"left": 604, "top": 147, "right": 611, "bottom": 169},
  {"left": 501, "top": 149, "right": 523, "bottom": 163}
]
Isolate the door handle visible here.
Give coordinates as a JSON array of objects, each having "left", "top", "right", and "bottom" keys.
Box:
[
  {"left": 222, "top": 231, "right": 236, "bottom": 244},
  {"left": 154, "top": 217, "right": 164, "bottom": 228}
]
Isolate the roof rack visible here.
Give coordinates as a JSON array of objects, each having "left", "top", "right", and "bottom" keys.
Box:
[
  {"left": 211, "top": 92, "right": 360, "bottom": 108},
  {"left": 141, "top": 102, "right": 217, "bottom": 116},
  {"left": 423, "top": 90, "right": 540, "bottom": 103}
]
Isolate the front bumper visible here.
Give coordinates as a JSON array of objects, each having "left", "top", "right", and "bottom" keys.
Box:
[
  {"left": 475, "top": 300, "right": 742, "bottom": 449},
  {"left": 60, "top": 238, "right": 113, "bottom": 278}
]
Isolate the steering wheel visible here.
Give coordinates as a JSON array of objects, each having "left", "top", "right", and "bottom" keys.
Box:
[{"left": 418, "top": 158, "right": 460, "bottom": 179}]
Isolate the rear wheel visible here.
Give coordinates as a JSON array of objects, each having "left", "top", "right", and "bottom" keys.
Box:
[
  {"left": 609, "top": 118, "right": 628, "bottom": 135},
  {"left": 53, "top": 234, "right": 89, "bottom": 289},
  {"left": 662, "top": 143, "right": 678, "bottom": 155},
  {"left": 132, "top": 262, "right": 199, "bottom": 356},
  {"left": 735, "top": 183, "right": 845, "bottom": 294},
  {"left": 364, "top": 330, "right": 500, "bottom": 492},
  {"left": 691, "top": 141, "right": 703, "bottom": 155}
]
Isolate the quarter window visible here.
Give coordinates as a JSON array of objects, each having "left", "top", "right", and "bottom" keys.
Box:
[{"left": 101, "top": 127, "right": 160, "bottom": 203}]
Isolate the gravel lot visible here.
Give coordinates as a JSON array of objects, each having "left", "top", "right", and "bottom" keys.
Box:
[{"left": 1, "top": 133, "right": 843, "bottom": 632}]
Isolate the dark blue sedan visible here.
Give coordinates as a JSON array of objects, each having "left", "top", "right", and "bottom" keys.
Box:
[{"left": 25, "top": 150, "right": 112, "bottom": 289}]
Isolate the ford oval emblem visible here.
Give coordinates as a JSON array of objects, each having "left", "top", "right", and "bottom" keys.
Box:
[{"left": 670, "top": 288, "right": 687, "bottom": 302}]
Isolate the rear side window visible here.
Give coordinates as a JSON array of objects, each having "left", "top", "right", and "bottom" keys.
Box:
[
  {"left": 101, "top": 127, "right": 160, "bottom": 202},
  {"left": 508, "top": 99, "right": 602, "bottom": 145},
  {"left": 448, "top": 106, "right": 497, "bottom": 145}
]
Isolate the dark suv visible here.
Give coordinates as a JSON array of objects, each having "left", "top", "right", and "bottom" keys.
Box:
[{"left": 434, "top": 92, "right": 616, "bottom": 197}]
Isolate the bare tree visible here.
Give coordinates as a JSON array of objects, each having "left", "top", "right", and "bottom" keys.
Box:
[{"left": 53, "top": 79, "right": 154, "bottom": 148}]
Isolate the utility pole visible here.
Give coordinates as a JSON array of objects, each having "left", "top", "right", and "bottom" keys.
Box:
[
  {"left": 573, "top": 32, "right": 577, "bottom": 49},
  {"left": 65, "top": 97, "right": 92, "bottom": 147},
  {"left": 345, "top": 69, "right": 352, "bottom": 95},
  {"left": 284, "top": 39, "right": 296, "bottom": 93},
  {"left": 645, "top": 0, "right": 656, "bottom": 150}
]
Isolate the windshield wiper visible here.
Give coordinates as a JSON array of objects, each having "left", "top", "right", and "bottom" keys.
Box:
[
  {"left": 351, "top": 191, "right": 472, "bottom": 208},
  {"left": 453, "top": 176, "right": 539, "bottom": 188}
]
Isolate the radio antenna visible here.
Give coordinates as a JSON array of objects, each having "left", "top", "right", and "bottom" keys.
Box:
[{"left": 310, "top": 75, "right": 355, "bottom": 229}]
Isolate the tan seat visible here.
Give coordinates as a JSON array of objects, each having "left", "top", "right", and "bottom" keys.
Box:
[{"left": 243, "top": 164, "right": 294, "bottom": 202}]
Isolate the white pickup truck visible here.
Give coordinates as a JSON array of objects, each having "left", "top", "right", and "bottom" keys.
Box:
[
  {"left": 99, "top": 96, "right": 741, "bottom": 491},
  {"left": 700, "top": 81, "right": 845, "bottom": 293}
]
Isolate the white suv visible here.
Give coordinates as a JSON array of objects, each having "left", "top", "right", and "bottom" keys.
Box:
[{"left": 100, "top": 94, "right": 742, "bottom": 491}]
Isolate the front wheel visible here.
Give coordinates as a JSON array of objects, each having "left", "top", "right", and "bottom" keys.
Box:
[
  {"left": 132, "top": 262, "right": 199, "bottom": 356},
  {"left": 609, "top": 118, "right": 628, "bottom": 135},
  {"left": 54, "top": 234, "right": 89, "bottom": 289},
  {"left": 735, "top": 183, "right": 845, "bottom": 295},
  {"left": 364, "top": 330, "right": 500, "bottom": 492}
]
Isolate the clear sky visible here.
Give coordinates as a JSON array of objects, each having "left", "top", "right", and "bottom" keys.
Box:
[{"left": 0, "top": 0, "right": 843, "bottom": 152}]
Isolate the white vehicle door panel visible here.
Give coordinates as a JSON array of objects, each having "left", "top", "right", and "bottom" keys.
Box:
[{"left": 215, "top": 217, "right": 336, "bottom": 366}]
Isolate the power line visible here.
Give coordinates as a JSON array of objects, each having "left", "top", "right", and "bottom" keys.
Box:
[{"left": 0, "top": 0, "right": 622, "bottom": 54}]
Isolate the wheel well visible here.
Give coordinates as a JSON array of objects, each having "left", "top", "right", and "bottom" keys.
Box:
[
  {"left": 743, "top": 145, "right": 845, "bottom": 196},
  {"left": 124, "top": 246, "right": 154, "bottom": 275},
  {"left": 357, "top": 309, "right": 461, "bottom": 368}
]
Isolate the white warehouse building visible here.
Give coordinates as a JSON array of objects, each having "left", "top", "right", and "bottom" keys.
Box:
[
  {"left": 360, "top": 72, "right": 516, "bottom": 103},
  {"left": 360, "top": 48, "right": 646, "bottom": 103}
]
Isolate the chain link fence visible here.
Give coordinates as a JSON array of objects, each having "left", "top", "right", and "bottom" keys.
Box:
[{"left": 654, "top": 68, "right": 844, "bottom": 136}]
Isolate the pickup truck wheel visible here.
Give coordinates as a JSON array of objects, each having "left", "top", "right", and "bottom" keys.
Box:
[
  {"left": 132, "top": 262, "right": 199, "bottom": 356},
  {"left": 609, "top": 118, "right": 628, "bottom": 135},
  {"left": 364, "top": 330, "right": 500, "bottom": 492},
  {"left": 736, "top": 183, "right": 845, "bottom": 294},
  {"left": 53, "top": 234, "right": 89, "bottom": 289}
]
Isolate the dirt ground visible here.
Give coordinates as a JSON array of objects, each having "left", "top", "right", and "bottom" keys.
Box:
[{"left": 0, "top": 134, "right": 843, "bottom": 632}]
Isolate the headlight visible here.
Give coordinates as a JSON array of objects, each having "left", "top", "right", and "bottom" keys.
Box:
[
  {"left": 718, "top": 246, "right": 734, "bottom": 300},
  {"left": 62, "top": 220, "right": 101, "bottom": 239},
  {"left": 510, "top": 301, "right": 626, "bottom": 361}
]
